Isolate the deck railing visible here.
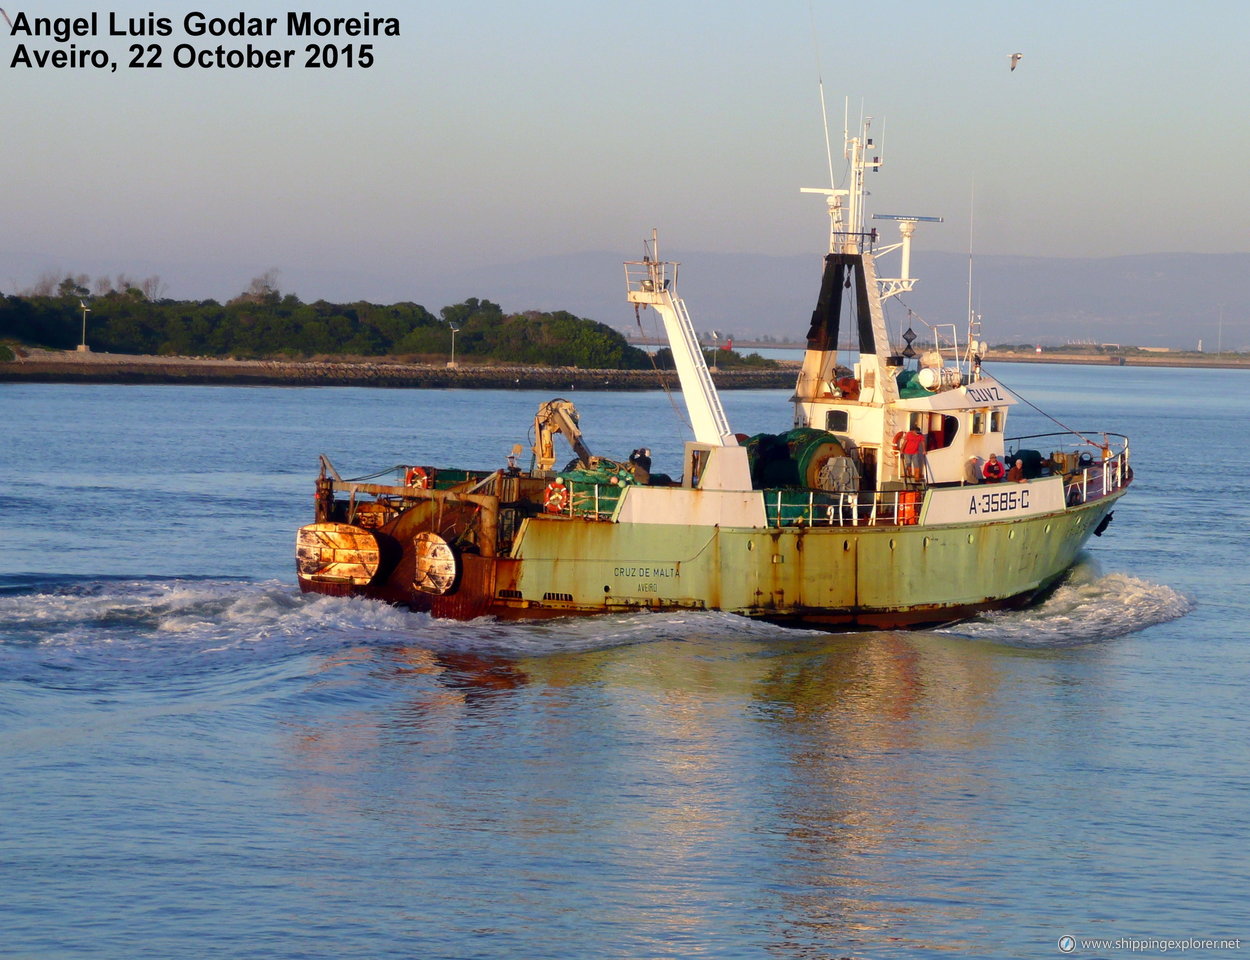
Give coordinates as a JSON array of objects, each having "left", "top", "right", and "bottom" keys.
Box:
[
  {"left": 548, "top": 431, "right": 1132, "bottom": 527},
  {"left": 762, "top": 488, "right": 921, "bottom": 528},
  {"left": 1006, "top": 432, "right": 1131, "bottom": 507}
]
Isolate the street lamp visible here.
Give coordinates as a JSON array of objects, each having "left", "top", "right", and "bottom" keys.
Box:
[
  {"left": 78, "top": 299, "right": 91, "bottom": 353},
  {"left": 447, "top": 322, "right": 460, "bottom": 369}
]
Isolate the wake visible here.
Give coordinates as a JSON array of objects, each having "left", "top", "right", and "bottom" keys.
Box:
[
  {"left": 0, "top": 561, "right": 1192, "bottom": 669},
  {"left": 938, "top": 561, "right": 1193, "bottom": 646}
]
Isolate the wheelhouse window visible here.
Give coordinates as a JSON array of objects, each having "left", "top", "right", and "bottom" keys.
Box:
[
  {"left": 971, "top": 411, "right": 987, "bottom": 435},
  {"left": 926, "top": 413, "right": 959, "bottom": 451},
  {"left": 688, "top": 448, "right": 710, "bottom": 488},
  {"left": 990, "top": 409, "right": 1004, "bottom": 433},
  {"left": 825, "top": 410, "right": 848, "bottom": 432}
]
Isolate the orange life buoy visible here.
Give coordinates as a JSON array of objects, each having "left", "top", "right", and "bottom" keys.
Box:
[
  {"left": 892, "top": 431, "right": 905, "bottom": 451},
  {"left": 405, "top": 466, "right": 430, "bottom": 489},
  {"left": 543, "top": 480, "right": 569, "bottom": 514}
]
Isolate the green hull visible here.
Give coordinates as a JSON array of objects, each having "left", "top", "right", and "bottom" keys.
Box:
[
  {"left": 299, "top": 472, "right": 1126, "bottom": 630},
  {"left": 493, "top": 489, "right": 1122, "bottom": 628}
]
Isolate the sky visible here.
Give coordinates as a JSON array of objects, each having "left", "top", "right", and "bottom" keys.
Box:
[{"left": 4, "top": 0, "right": 1250, "bottom": 324}]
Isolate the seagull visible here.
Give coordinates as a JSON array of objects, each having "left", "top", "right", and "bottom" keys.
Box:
[{"left": 1010, "top": 52, "right": 1023, "bottom": 72}]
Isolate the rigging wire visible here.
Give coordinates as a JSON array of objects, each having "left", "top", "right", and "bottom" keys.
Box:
[
  {"left": 634, "top": 303, "right": 693, "bottom": 434},
  {"left": 991, "top": 372, "right": 1108, "bottom": 449},
  {"left": 347, "top": 465, "right": 408, "bottom": 483}
]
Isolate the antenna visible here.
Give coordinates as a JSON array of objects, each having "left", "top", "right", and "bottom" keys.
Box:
[
  {"left": 843, "top": 98, "right": 849, "bottom": 158},
  {"left": 857, "top": 99, "right": 865, "bottom": 158},
  {"left": 818, "top": 82, "right": 836, "bottom": 192},
  {"left": 967, "top": 179, "right": 975, "bottom": 328},
  {"left": 964, "top": 181, "right": 984, "bottom": 377},
  {"left": 807, "top": 2, "right": 836, "bottom": 191}
]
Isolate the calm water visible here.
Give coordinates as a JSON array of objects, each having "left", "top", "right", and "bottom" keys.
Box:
[{"left": 2, "top": 365, "right": 1245, "bottom": 960}]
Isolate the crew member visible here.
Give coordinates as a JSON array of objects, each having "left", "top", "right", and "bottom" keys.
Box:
[
  {"left": 629, "top": 447, "right": 652, "bottom": 484},
  {"left": 899, "top": 428, "right": 926, "bottom": 482},
  {"left": 982, "top": 453, "right": 1005, "bottom": 482}
]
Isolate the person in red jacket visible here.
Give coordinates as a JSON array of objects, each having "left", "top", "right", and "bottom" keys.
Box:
[
  {"left": 982, "top": 453, "right": 1006, "bottom": 481},
  {"left": 899, "top": 428, "right": 926, "bottom": 481}
]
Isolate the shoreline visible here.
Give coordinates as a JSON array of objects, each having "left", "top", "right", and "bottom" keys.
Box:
[
  {"left": 3, "top": 348, "right": 1246, "bottom": 390},
  {"left": 0, "top": 349, "right": 798, "bottom": 390},
  {"left": 987, "top": 351, "right": 1250, "bottom": 369}
]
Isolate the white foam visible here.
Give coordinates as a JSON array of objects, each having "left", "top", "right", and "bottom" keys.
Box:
[
  {"left": 939, "top": 563, "right": 1194, "bottom": 646},
  {"left": 1, "top": 579, "right": 337, "bottom": 649},
  {"left": 2, "top": 564, "right": 1193, "bottom": 664}
]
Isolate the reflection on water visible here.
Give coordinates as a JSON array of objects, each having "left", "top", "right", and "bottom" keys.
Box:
[
  {"left": 1, "top": 571, "right": 1194, "bottom": 958},
  {"left": 280, "top": 629, "right": 1113, "bottom": 957}
]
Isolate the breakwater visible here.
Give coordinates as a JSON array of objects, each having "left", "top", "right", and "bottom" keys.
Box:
[
  {"left": 0, "top": 350, "right": 797, "bottom": 390},
  {"left": 990, "top": 351, "right": 1250, "bottom": 369}
]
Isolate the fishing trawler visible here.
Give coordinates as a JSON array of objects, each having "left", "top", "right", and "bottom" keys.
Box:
[{"left": 295, "top": 119, "right": 1131, "bottom": 629}]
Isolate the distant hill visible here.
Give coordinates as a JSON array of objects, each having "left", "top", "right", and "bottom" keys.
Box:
[
  {"left": 911, "top": 251, "right": 1250, "bottom": 350},
  {"left": 6, "top": 247, "right": 1247, "bottom": 350},
  {"left": 434, "top": 250, "right": 1250, "bottom": 350}
]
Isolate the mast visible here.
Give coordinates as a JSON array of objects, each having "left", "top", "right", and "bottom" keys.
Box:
[
  {"left": 624, "top": 232, "right": 736, "bottom": 447},
  {"left": 796, "top": 117, "right": 896, "bottom": 409},
  {"left": 791, "top": 112, "right": 947, "bottom": 488}
]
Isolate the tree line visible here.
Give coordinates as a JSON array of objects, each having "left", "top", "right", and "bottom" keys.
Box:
[
  {"left": 0, "top": 273, "right": 657, "bottom": 369},
  {"left": 0, "top": 272, "right": 779, "bottom": 370}
]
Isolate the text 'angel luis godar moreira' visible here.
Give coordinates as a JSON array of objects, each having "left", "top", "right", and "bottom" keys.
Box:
[{"left": 6, "top": 11, "right": 401, "bottom": 42}]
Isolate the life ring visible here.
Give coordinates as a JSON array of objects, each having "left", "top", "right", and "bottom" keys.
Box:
[
  {"left": 405, "top": 466, "right": 430, "bottom": 489},
  {"left": 543, "top": 480, "right": 569, "bottom": 514},
  {"left": 892, "top": 431, "right": 905, "bottom": 452}
]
